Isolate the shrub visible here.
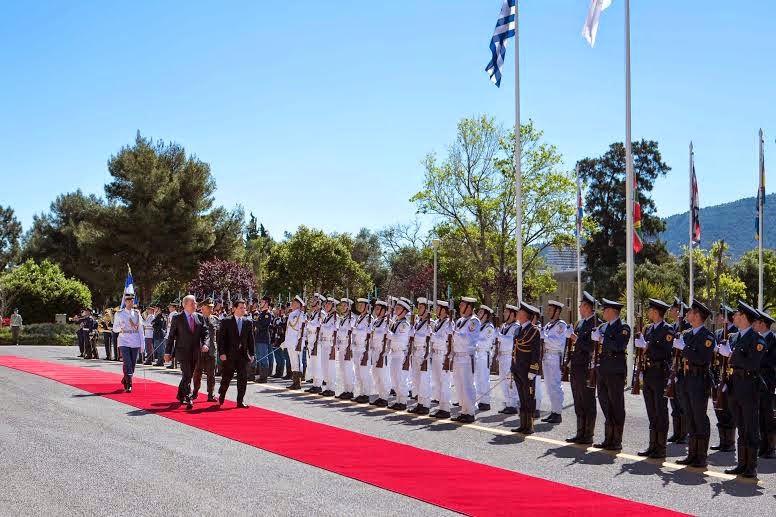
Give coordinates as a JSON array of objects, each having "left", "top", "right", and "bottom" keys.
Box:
[
  {"left": 0, "top": 259, "right": 92, "bottom": 323},
  {"left": 0, "top": 323, "right": 78, "bottom": 346}
]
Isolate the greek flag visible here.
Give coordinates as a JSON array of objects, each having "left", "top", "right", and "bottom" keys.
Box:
[
  {"left": 485, "top": 0, "right": 516, "bottom": 87},
  {"left": 120, "top": 265, "right": 137, "bottom": 308}
]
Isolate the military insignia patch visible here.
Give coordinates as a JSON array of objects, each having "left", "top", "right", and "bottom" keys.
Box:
[
  {"left": 666, "top": 334, "right": 673, "bottom": 342},
  {"left": 468, "top": 321, "right": 477, "bottom": 332},
  {"left": 705, "top": 340, "right": 712, "bottom": 348},
  {"left": 757, "top": 343, "right": 764, "bottom": 352}
]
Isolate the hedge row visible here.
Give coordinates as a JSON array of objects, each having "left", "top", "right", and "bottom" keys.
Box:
[{"left": 0, "top": 323, "right": 79, "bottom": 346}]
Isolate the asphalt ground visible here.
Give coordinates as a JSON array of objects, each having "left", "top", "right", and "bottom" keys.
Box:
[{"left": 1, "top": 346, "right": 774, "bottom": 516}]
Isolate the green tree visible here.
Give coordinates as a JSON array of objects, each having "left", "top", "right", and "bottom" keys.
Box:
[
  {"left": 580, "top": 140, "right": 670, "bottom": 299},
  {"left": 411, "top": 116, "right": 571, "bottom": 309},
  {"left": 0, "top": 206, "right": 22, "bottom": 271},
  {"left": 264, "top": 226, "right": 371, "bottom": 297},
  {"left": 679, "top": 240, "right": 747, "bottom": 309},
  {"left": 339, "top": 229, "right": 389, "bottom": 293},
  {"left": 0, "top": 259, "right": 91, "bottom": 323},
  {"left": 735, "top": 248, "right": 776, "bottom": 310}
]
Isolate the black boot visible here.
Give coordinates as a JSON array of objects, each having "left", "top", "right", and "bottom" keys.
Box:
[
  {"left": 676, "top": 437, "right": 697, "bottom": 465},
  {"left": 668, "top": 416, "right": 684, "bottom": 443},
  {"left": 579, "top": 417, "right": 595, "bottom": 445},
  {"left": 762, "top": 434, "right": 776, "bottom": 459},
  {"left": 638, "top": 430, "right": 657, "bottom": 457},
  {"left": 605, "top": 425, "right": 623, "bottom": 451},
  {"left": 650, "top": 431, "right": 668, "bottom": 459},
  {"left": 691, "top": 437, "right": 708, "bottom": 468},
  {"left": 712, "top": 427, "right": 735, "bottom": 452},
  {"left": 725, "top": 445, "right": 747, "bottom": 475},
  {"left": 742, "top": 447, "right": 758, "bottom": 478},
  {"left": 126, "top": 376, "right": 132, "bottom": 393},
  {"left": 594, "top": 424, "right": 612, "bottom": 449},
  {"left": 566, "top": 416, "right": 584, "bottom": 443}
]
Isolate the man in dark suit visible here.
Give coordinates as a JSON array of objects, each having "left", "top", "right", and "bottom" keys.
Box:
[
  {"left": 164, "top": 295, "right": 209, "bottom": 409},
  {"left": 218, "top": 299, "right": 255, "bottom": 408}
]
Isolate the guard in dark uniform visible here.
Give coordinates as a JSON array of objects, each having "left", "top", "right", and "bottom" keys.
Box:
[
  {"left": 635, "top": 298, "right": 673, "bottom": 459},
  {"left": 723, "top": 302, "right": 768, "bottom": 478},
  {"left": 667, "top": 298, "right": 690, "bottom": 444},
  {"left": 592, "top": 299, "right": 630, "bottom": 451},
  {"left": 566, "top": 291, "right": 599, "bottom": 445},
  {"left": 754, "top": 310, "right": 775, "bottom": 459},
  {"left": 711, "top": 305, "right": 738, "bottom": 452},
  {"left": 192, "top": 298, "right": 220, "bottom": 402},
  {"left": 510, "top": 301, "right": 542, "bottom": 435},
  {"left": 675, "top": 299, "right": 715, "bottom": 469}
]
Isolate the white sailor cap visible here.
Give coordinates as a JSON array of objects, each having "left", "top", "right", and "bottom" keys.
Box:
[
  {"left": 356, "top": 297, "right": 370, "bottom": 304},
  {"left": 504, "top": 304, "right": 520, "bottom": 313},
  {"left": 547, "top": 300, "right": 564, "bottom": 309},
  {"left": 436, "top": 300, "right": 449, "bottom": 309},
  {"left": 400, "top": 297, "right": 413, "bottom": 306},
  {"left": 293, "top": 295, "right": 305, "bottom": 306},
  {"left": 519, "top": 301, "right": 540, "bottom": 316},
  {"left": 340, "top": 298, "right": 353, "bottom": 306},
  {"left": 326, "top": 297, "right": 338, "bottom": 305},
  {"left": 396, "top": 299, "right": 411, "bottom": 312},
  {"left": 374, "top": 299, "right": 388, "bottom": 308},
  {"left": 123, "top": 292, "right": 135, "bottom": 300},
  {"left": 460, "top": 296, "right": 477, "bottom": 304},
  {"left": 478, "top": 304, "right": 493, "bottom": 314},
  {"left": 416, "top": 297, "right": 429, "bottom": 306}
]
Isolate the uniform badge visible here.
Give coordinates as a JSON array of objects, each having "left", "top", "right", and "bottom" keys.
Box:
[
  {"left": 468, "top": 321, "right": 477, "bottom": 332},
  {"left": 622, "top": 329, "right": 628, "bottom": 336},
  {"left": 705, "top": 339, "right": 712, "bottom": 348},
  {"left": 666, "top": 334, "right": 673, "bottom": 342},
  {"left": 756, "top": 343, "right": 764, "bottom": 352}
]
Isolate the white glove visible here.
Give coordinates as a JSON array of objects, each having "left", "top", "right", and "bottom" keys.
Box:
[
  {"left": 592, "top": 329, "right": 601, "bottom": 342},
  {"left": 672, "top": 336, "right": 685, "bottom": 351},
  {"left": 635, "top": 335, "right": 647, "bottom": 349},
  {"left": 564, "top": 324, "right": 574, "bottom": 338},
  {"left": 718, "top": 343, "right": 732, "bottom": 357},
  {"left": 528, "top": 373, "right": 536, "bottom": 381}
]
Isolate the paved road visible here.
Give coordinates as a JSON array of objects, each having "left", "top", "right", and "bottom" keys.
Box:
[{"left": 1, "top": 346, "right": 774, "bottom": 516}]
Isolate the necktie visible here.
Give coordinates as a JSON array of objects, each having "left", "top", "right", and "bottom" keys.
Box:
[
  {"left": 237, "top": 317, "right": 242, "bottom": 335},
  {"left": 188, "top": 314, "right": 194, "bottom": 333}
]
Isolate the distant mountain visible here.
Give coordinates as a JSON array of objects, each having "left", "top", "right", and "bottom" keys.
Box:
[{"left": 660, "top": 193, "right": 775, "bottom": 259}]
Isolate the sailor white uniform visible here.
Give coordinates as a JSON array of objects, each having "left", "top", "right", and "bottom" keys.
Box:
[
  {"left": 474, "top": 318, "right": 496, "bottom": 406},
  {"left": 430, "top": 310, "right": 454, "bottom": 414},
  {"left": 497, "top": 316, "right": 520, "bottom": 412},
  {"left": 351, "top": 305, "right": 373, "bottom": 401},
  {"left": 113, "top": 307, "right": 145, "bottom": 349},
  {"left": 317, "top": 302, "right": 339, "bottom": 394},
  {"left": 282, "top": 306, "right": 306, "bottom": 373},
  {"left": 305, "top": 302, "right": 324, "bottom": 385},
  {"left": 388, "top": 310, "right": 411, "bottom": 406},
  {"left": 452, "top": 313, "right": 481, "bottom": 418},
  {"left": 410, "top": 308, "right": 434, "bottom": 410},
  {"left": 370, "top": 310, "right": 391, "bottom": 402},
  {"left": 541, "top": 311, "right": 570, "bottom": 418},
  {"left": 336, "top": 304, "right": 356, "bottom": 397}
]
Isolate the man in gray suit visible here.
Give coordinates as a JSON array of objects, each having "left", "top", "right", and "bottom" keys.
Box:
[{"left": 165, "top": 295, "right": 209, "bottom": 409}]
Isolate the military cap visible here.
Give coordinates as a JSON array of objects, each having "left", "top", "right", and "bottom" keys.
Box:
[
  {"left": 400, "top": 297, "right": 413, "bottom": 307},
  {"left": 123, "top": 292, "right": 135, "bottom": 300},
  {"left": 340, "top": 298, "right": 353, "bottom": 306},
  {"left": 672, "top": 297, "right": 682, "bottom": 308},
  {"left": 647, "top": 298, "right": 670, "bottom": 312},
  {"left": 416, "top": 297, "right": 429, "bottom": 306},
  {"left": 719, "top": 304, "right": 735, "bottom": 316},
  {"left": 460, "top": 296, "right": 478, "bottom": 304},
  {"left": 479, "top": 304, "right": 494, "bottom": 315},
  {"left": 326, "top": 296, "right": 338, "bottom": 305},
  {"left": 581, "top": 291, "right": 597, "bottom": 307},
  {"left": 756, "top": 309, "right": 775, "bottom": 326},
  {"left": 504, "top": 303, "right": 520, "bottom": 313},
  {"left": 396, "top": 299, "right": 411, "bottom": 312},
  {"left": 681, "top": 302, "right": 690, "bottom": 315},
  {"left": 203, "top": 298, "right": 215, "bottom": 307},
  {"left": 436, "top": 300, "right": 450, "bottom": 309},
  {"left": 293, "top": 295, "right": 305, "bottom": 306},
  {"left": 547, "top": 300, "right": 564, "bottom": 309},
  {"left": 356, "top": 297, "right": 370, "bottom": 304},
  {"left": 736, "top": 300, "right": 760, "bottom": 321},
  {"left": 519, "top": 301, "right": 540, "bottom": 317},
  {"left": 374, "top": 299, "right": 388, "bottom": 308},
  {"left": 602, "top": 298, "right": 623, "bottom": 311},
  {"left": 690, "top": 299, "right": 711, "bottom": 319}
]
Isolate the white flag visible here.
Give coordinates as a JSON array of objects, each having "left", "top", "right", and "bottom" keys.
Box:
[{"left": 582, "top": 0, "right": 612, "bottom": 47}]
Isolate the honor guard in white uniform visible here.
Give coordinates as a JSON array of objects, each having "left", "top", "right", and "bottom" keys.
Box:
[
  {"left": 540, "top": 300, "right": 570, "bottom": 424},
  {"left": 352, "top": 298, "right": 374, "bottom": 403},
  {"left": 450, "top": 297, "right": 481, "bottom": 423},
  {"left": 387, "top": 299, "right": 412, "bottom": 410},
  {"left": 369, "top": 300, "right": 391, "bottom": 407},
  {"left": 282, "top": 296, "right": 306, "bottom": 390},
  {"left": 335, "top": 298, "right": 356, "bottom": 400},
  {"left": 496, "top": 305, "right": 520, "bottom": 414},
  {"left": 474, "top": 305, "right": 496, "bottom": 411},
  {"left": 304, "top": 294, "right": 325, "bottom": 393},
  {"left": 408, "top": 298, "right": 434, "bottom": 415},
  {"left": 317, "top": 297, "right": 339, "bottom": 397},
  {"left": 430, "top": 301, "right": 455, "bottom": 419}
]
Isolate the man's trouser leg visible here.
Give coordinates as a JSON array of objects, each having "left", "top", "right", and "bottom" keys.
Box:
[
  {"left": 431, "top": 354, "right": 451, "bottom": 412},
  {"left": 474, "top": 351, "right": 490, "bottom": 404},
  {"left": 389, "top": 354, "right": 408, "bottom": 404},
  {"left": 543, "top": 352, "right": 563, "bottom": 414},
  {"left": 453, "top": 354, "right": 476, "bottom": 416}
]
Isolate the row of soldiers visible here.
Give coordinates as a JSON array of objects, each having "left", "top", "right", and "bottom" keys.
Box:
[{"left": 276, "top": 292, "right": 775, "bottom": 479}]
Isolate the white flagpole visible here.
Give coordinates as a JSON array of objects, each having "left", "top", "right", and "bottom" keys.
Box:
[
  {"left": 689, "top": 142, "right": 694, "bottom": 303},
  {"left": 758, "top": 128, "right": 764, "bottom": 310},
  {"left": 576, "top": 165, "right": 582, "bottom": 321},
  {"left": 624, "top": 0, "right": 635, "bottom": 379},
  {"left": 514, "top": 4, "right": 523, "bottom": 301}
]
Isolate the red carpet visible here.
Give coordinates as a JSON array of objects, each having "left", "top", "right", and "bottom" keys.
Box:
[{"left": 1, "top": 355, "right": 684, "bottom": 516}]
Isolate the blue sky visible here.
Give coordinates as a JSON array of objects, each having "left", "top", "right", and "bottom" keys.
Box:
[{"left": 1, "top": 1, "right": 773, "bottom": 239}]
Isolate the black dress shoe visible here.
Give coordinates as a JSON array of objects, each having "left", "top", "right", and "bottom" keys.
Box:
[
  {"left": 191, "top": 392, "right": 199, "bottom": 400},
  {"left": 354, "top": 395, "right": 370, "bottom": 403},
  {"left": 372, "top": 398, "right": 388, "bottom": 407},
  {"left": 207, "top": 395, "right": 217, "bottom": 402},
  {"left": 566, "top": 436, "right": 581, "bottom": 443},
  {"left": 499, "top": 406, "right": 518, "bottom": 415},
  {"left": 237, "top": 402, "right": 249, "bottom": 409},
  {"left": 185, "top": 398, "right": 193, "bottom": 410},
  {"left": 510, "top": 427, "right": 526, "bottom": 434},
  {"left": 321, "top": 390, "right": 335, "bottom": 397},
  {"left": 166, "top": 364, "right": 175, "bottom": 370},
  {"left": 126, "top": 385, "right": 132, "bottom": 393},
  {"left": 431, "top": 410, "right": 451, "bottom": 419},
  {"left": 388, "top": 403, "right": 407, "bottom": 411},
  {"left": 390, "top": 389, "right": 396, "bottom": 396},
  {"left": 218, "top": 394, "right": 226, "bottom": 405},
  {"left": 478, "top": 403, "right": 491, "bottom": 411},
  {"left": 453, "top": 414, "right": 475, "bottom": 424},
  {"left": 408, "top": 405, "right": 430, "bottom": 415},
  {"left": 545, "top": 413, "right": 562, "bottom": 424},
  {"left": 339, "top": 392, "right": 354, "bottom": 400}
]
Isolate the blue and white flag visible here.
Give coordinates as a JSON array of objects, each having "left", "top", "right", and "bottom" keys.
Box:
[
  {"left": 120, "top": 265, "right": 137, "bottom": 308},
  {"left": 582, "top": 0, "right": 612, "bottom": 48},
  {"left": 485, "top": 0, "right": 516, "bottom": 87}
]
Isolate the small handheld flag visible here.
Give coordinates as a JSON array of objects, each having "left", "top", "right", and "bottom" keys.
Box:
[
  {"left": 485, "top": 0, "right": 516, "bottom": 87},
  {"left": 120, "top": 265, "right": 137, "bottom": 308},
  {"left": 690, "top": 151, "right": 701, "bottom": 247}
]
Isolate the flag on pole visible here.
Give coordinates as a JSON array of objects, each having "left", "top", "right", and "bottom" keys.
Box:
[
  {"left": 485, "top": 0, "right": 517, "bottom": 87},
  {"left": 756, "top": 132, "right": 766, "bottom": 241},
  {"left": 582, "top": 0, "right": 613, "bottom": 47},
  {"left": 120, "top": 265, "right": 136, "bottom": 308},
  {"left": 633, "top": 174, "right": 643, "bottom": 253},
  {"left": 690, "top": 155, "right": 701, "bottom": 246}
]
